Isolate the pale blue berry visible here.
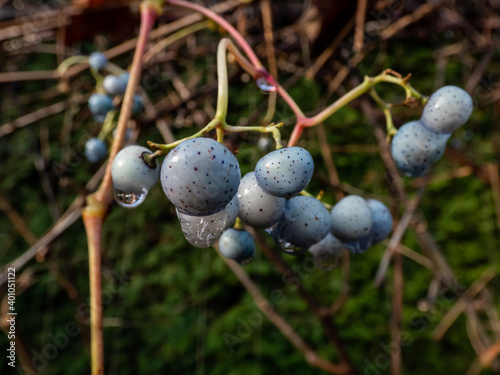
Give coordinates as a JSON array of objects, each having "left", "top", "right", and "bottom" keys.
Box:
[
  {"left": 219, "top": 228, "right": 256, "bottom": 265},
  {"left": 421, "top": 85, "right": 473, "bottom": 134},
  {"left": 255, "top": 147, "right": 314, "bottom": 197},
  {"left": 274, "top": 196, "right": 331, "bottom": 251},
  {"left": 84, "top": 137, "right": 107, "bottom": 163},
  {"left": 330, "top": 195, "right": 372, "bottom": 243},
  {"left": 89, "top": 52, "right": 107, "bottom": 71},
  {"left": 88, "top": 93, "right": 113, "bottom": 122},
  {"left": 237, "top": 172, "right": 285, "bottom": 228},
  {"left": 161, "top": 138, "right": 241, "bottom": 216},
  {"left": 367, "top": 199, "right": 393, "bottom": 244},
  {"left": 391, "top": 120, "right": 450, "bottom": 177}
]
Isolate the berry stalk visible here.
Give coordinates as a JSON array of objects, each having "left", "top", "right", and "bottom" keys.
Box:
[{"left": 82, "top": 4, "right": 159, "bottom": 374}]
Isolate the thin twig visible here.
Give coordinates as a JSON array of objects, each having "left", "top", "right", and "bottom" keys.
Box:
[
  {"left": 432, "top": 268, "right": 497, "bottom": 341},
  {"left": 215, "top": 245, "right": 351, "bottom": 375}
]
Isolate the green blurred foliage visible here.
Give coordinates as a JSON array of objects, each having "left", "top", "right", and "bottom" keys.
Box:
[{"left": 0, "top": 1, "right": 499, "bottom": 375}]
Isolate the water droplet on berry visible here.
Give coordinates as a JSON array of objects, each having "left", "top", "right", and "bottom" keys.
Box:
[
  {"left": 266, "top": 224, "right": 305, "bottom": 255},
  {"left": 256, "top": 77, "right": 277, "bottom": 93},
  {"left": 113, "top": 188, "right": 147, "bottom": 208},
  {"left": 176, "top": 208, "right": 227, "bottom": 248}
]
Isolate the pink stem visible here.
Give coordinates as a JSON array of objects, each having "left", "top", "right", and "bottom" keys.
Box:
[
  {"left": 166, "top": 0, "right": 263, "bottom": 69},
  {"left": 287, "top": 124, "right": 305, "bottom": 147},
  {"left": 95, "top": 6, "right": 157, "bottom": 204}
]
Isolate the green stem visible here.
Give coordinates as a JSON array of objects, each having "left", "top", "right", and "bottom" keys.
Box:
[
  {"left": 224, "top": 123, "right": 283, "bottom": 149},
  {"left": 215, "top": 38, "right": 231, "bottom": 122},
  {"left": 57, "top": 55, "right": 89, "bottom": 74},
  {"left": 369, "top": 88, "right": 397, "bottom": 139},
  {"left": 148, "top": 118, "right": 221, "bottom": 152}
]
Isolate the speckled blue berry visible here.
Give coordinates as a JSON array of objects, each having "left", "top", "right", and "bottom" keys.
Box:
[
  {"left": 308, "top": 233, "right": 344, "bottom": 270},
  {"left": 237, "top": 172, "right": 285, "bottom": 228},
  {"left": 103, "top": 74, "right": 127, "bottom": 96},
  {"left": 367, "top": 199, "right": 393, "bottom": 244},
  {"left": 161, "top": 138, "right": 241, "bottom": 216},
  {"left": 111, "top": 145, "right": 159, "bottom": 194},
  {"left": 275, "top": 196, "right": 331, "bottom": 249},
  {"left": 254, "top": 147, "right": 314, "bottom": 198},
  {"left": 89, "top": 52, "right": 107, "bottom": 71},
  {"left": 330, "top": 195, "right": 372, "bottom": 243},
  {"left": 84, "top": 137, "right": 107, "bottom": 163},
  {"left": 391, "top": 120, "right": 450, "bottom": 177},
  {"left": 88, "top": 93, "right": 113, "bottom": 122},
  {"left": 421, "top": 86, "right": 473, "bottom": 134},
  {"left": 219, "top": 228, "right": 256, "bottom": 265}
]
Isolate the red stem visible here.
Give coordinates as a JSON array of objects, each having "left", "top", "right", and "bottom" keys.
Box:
[
  {"left": 95, "top": 6, "right": 157, "bottom": 204},
  {"left": 166, "top": 0, "right": 263, "bottom": 70}
]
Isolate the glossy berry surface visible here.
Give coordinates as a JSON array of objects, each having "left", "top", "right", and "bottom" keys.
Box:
[
  {"left": 161, "top": 138, "right": 241, "bottom": 216},
  {"left": 367, "top": 199, "right": 393, "bottom": 244},
  {"left": 237, "top": 172, "right": 286, "bottom": 228},
  {"left": 254, "top": 147, "right": 314, "bottom": 197},
  {"left": 84, "top": 137, "right": 107, "bottom": 163},
  {"left": 103, "top": 74, "right": 127, "bottom": 96},
  {"left": 308, "top": 233, "right": 344, "bottom": 270},
  {"left": 421, "top": 85, "right": 473, "bottom": 134},
  {"left": 275, "top": 196, "right": 331, "bottom": 250},
  {"left": 391, "top": 120, "right": 450, "bottom": 177},
  {"left": 330, "top": 195, "right": 372, "bottom": 242},
  {"left": 89, "top": 52, "right": 108, "bottom": 71},
  {"left": 111, "top": 145, "right": 159, "bottom": 194},
  {"left": 219, "top": 228, "right": 256, "bottom": 265},
  {"left": 88, "top": 93, "right": 113, "bottom": 122}
]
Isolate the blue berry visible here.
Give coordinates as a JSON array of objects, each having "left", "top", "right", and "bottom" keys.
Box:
[
  {"left": 367, "top": 199, "right": 392, "bottom": 244},
  {"left": 120, "top": 72, "right": 130, "bottom": 86},
  {"left": 342, "top": 236, "right": 372, "bottom": 254},
  {"left": 254, "top": 147, "right": 314, "bottom": 197},
  {"left": 330, "top": 195, "right": 372, "bottom": 243},
  {"left": 308, "top": 233, "right": 344, "bottom": 270},
  {"left": 219, "top": 228, "right": 256, "bottom": 265},
  {"left": 132, "top": 95, "right": 143, "bottom": 115},
  {"left": 89, "top": 52, "right": 108, "bottom": 71},
  {"left": 88, "top": 93, "right": 113, "bottom": 122},
  {"left": 391, "top": 120, "right": 450, "bottom": 177},
  {"left": 161, "top": 138, "right": 241, "bottom": 216},
  {"left": 84, "top": 137, "right": 107, "bottom": 163},
  {"left": 111, "top": 145, "right": 159, "bottom": 208},
  {"left": 421, "top": 85, "right": 473, "bottom": 134},
  {"left": 103, "top": 74, "right": 127, "bottom": 96},
  {"left": 237, "top": 172, "right": 285, "bottom": 228},
  {"left": 274, "top": 196, "right": 331, "bottom": 251}
]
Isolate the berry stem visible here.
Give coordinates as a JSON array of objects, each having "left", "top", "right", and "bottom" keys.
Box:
[
  {"left": 165, "top": 0, "right": 263, "bottom": 70},
  {"left": 369, "top": 88, "right": 397, "bottom": 139},
  {"left": 215, "top": 38, "right": 231, "bottom": 122},
  {"left": 82, "top": 4, "right": 159, "bottom": 375},
  {"left": 148, "top": 118, "right": 222, "bottom": 152}
]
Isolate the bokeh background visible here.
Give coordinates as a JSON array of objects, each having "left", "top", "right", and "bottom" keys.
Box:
[{"left": 0, "top": 0, "right": 499, "bottom": 374}]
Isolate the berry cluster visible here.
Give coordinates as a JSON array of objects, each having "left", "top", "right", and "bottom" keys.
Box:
[
  {"left": 105, "top": 84, "right": 474, "bottom": 268},
  {"left": 391, "top": 86, "right": 473, "bottom": 177},
  {"left": 84, "top": 52, "right": 144, "bottom": 163}
]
